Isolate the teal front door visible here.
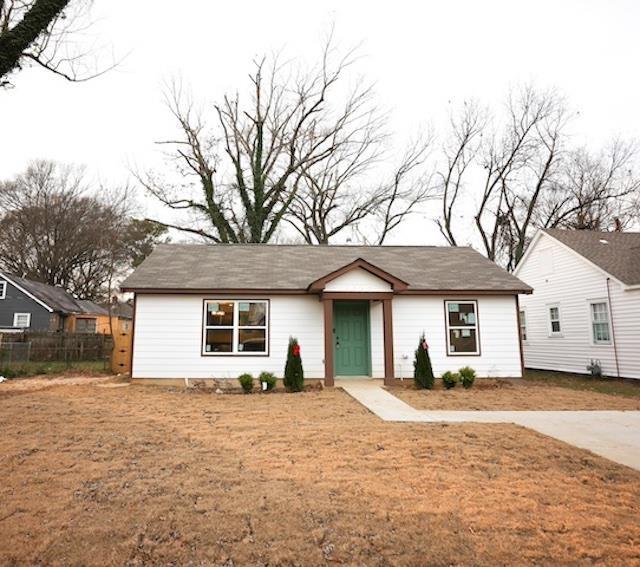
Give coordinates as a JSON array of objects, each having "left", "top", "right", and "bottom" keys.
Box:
[{"left": 334, "top": 301, "right": 371, "bottom": 376}]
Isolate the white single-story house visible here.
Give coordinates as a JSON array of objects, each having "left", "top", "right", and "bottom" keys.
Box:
[
  {"left": 121, "top": 244, "right": 532, "bottom": 386},
  {"left": 514, "top": 229, "right": 640, "bottom": 380}
]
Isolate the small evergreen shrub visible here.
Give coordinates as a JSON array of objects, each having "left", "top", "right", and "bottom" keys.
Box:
[
  {"left": 259, "top": 371, "right": 277, "bottom": 391},
  {"left": 441, "top": 371, "right": 458, "bottom": 389},
  {"left": 284, "top": 337, "right": 304, "bottom": 392},
  {"left": 413, "top": 333, "right": 435, "bottom": 389},
  {"left": 238, "top": 373, "right": 254, "bottom": 393},
  {"left": 459, "top": 366, "right": 476, "bottom": 389}
]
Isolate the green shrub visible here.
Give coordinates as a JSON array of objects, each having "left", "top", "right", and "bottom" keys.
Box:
[
  {"left": 259, "top": 371, "right": 277, "bottom": 391},
  {"left": 459, "top": 366, "right": 476, "bottom": 389},
  {"left": 284, "top": 337, "right": 304, "bottom": 392},
  {"left": 441, "top": 371, "right": 458, "bottom": 389},
  {"left": 413, "top": 333, "right": 435, "bottom": 389},
  {"left": 237, "top": 373, "right": 254, "bottom": 393}
]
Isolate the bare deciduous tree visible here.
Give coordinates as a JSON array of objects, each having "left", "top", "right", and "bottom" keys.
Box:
[
  {"left": 0, "top": 0, "right": 116, "bottom": 86},
  {"left": 141, "top": 38, "right": 388, "bottom": 244},
  {"left": 0, "top": 160, "right": 166, "bottom": 300},
  {"left": 436, "top": 85, "right": 640, "bottom": 270},
  {"left": 436, "top": 100, "right": 486, "bottom": 246}
]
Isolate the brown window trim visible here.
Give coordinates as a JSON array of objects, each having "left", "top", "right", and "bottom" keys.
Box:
[
  {"left": 443, "top": 299, "right": 481, "bottom": 357},
  {"left": 201, "top": 298, "right": 271, "bottom": 357}
]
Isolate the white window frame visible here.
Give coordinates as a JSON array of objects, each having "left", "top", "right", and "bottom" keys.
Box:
[
  {"left": 519, "top": 309, "right": 527, "bottom": 342},
  {"left": 13, "top": 312, "right": 31, "bottom": 328},
  {"left": 0, "top": 281, "right": 6, "bottom": 299},
  {"left": 445, "top": 300, "right": 480, "bottom": 356},
  {"left": 588, "top": 299, "right": 612, "bottom": 346},
  {"left": 202, "top": 299, "right": 269, "bottom": 356},
  {"left": 547, "top": 304, "right": 562, "bottom": 337}
]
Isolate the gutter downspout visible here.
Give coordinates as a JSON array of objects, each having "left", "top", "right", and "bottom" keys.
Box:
[{"left": 606, "top": 277, "right": 621, "bottom": 378}]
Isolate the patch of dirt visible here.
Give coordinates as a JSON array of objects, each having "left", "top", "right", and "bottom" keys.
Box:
[
  {"left": 0, "top": 374, "right": 116, "bottom": 394},
  {"left": 0, "top": 385, "right": 639, "bottom": 565},
  {"left": 392, "top": 379, "right": 640, "bottom": 410}
]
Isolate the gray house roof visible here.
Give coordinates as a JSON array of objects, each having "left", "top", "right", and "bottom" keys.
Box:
[
  {"left": 121, "top": 244, "right": 532, "bottom": 293},
  {"left": 3, "top": 274, "right": 108, "bottom": 315},
  {"left": 544, "top": 229, "right": 640, "bottom": 286}
]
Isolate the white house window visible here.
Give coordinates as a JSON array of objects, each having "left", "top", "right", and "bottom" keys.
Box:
[
  {"left": 203, "top": 300, "right": 268, "bottom": 355},
  {"left": 13, "top": 313, "right": 31, "bottom": 328},
  {"left": 519, "top": 310, "right": 527, "bottom": 341},
  {"left": 76, "top": 318, "right": 97, "bottom": 333},
  {"left": 0, "top": 281, "right": 6, "bottom": 299},
  {"left": 590, "top": 302, "right": 611, "bottom": 344},
  {"left": 548, "top": 305, "right": 561, "bottom": 335},
  {"left": 445, "top": 300, "right": 479, "bottom": 355}
]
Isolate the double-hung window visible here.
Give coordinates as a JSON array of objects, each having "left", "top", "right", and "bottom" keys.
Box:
[
  {"left": 519, "top": 310, "right": 527, "bottom": 341},
  {"left": 590, "top": 302, "right": 611, "bottom": 344},
  {"left": 548, "top": 305, "right": 561, "bottom": 336},
  {"left": 203, "top": 300, "right": 268, "bottom": 355},
  {"left": 445, "top": 300, "right": 479, "bottom": 355},
  {"left": 0, "top": 281, "right": 6, "bottom": 299}
]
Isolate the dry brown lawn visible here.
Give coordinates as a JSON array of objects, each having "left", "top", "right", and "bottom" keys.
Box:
[
  {"left": 391, "top": 378, "right": 640, "bottom": 411},
  {"left": 1, "top": 382, "right": 639, "bottom": 565}
]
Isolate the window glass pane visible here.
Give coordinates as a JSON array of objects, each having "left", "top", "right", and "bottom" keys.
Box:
[
  {"left": 206, "top": 302, "right": 234, "bottom": 326},
  {"left": 448, "top": 328, "right": 477, "bottom": 353},
  {"left": 593, "top": 322, "right": 610, "bottom": 342},
  {"left": 76, "top": 318, "right": 96, "bottom": 333},
  {"left": 204, "top": 329, "right": 233, "bottom": 352},
  {"left": 549, "top": 307, "right": 559, "bottom": 321},
  {"left": 448, "top": 303, "right": 476, "bottom": 327},
  {"left": 238, "top": 302, "right": 266, "bottom": 327},
  {"left": 238, "top": 329, "right": 266, "bottom": 352},
  {"left": 591, "top": 303, "right": 608, "bottom": 322},
  {"left": 551, "top": 320, "right": 561, "bottom": 333}
]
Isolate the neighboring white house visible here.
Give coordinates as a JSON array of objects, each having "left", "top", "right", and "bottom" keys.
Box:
[
  {"left": 514, "top": 229, "right": 640, "bottom": 380},
  {"left": 121, "top": 244, "right": 532, "bottom": 386}
]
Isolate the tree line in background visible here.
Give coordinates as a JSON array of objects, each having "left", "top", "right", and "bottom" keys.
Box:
[
  {"left": 141, "top": 40, "right": 640, "bottom": 266},
  {"left": 1, "top": 5, "right": 639, "bottom": 301},
  {"left": 0, "top": 161, "right": 167, "bottom": 301}
]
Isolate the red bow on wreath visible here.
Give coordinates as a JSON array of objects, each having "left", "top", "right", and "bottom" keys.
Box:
[
  {"left": 422, "top": 341, "right": 429, "bottom": 350},
  {"left": 293, "top": 344, "right": 301, "bottom": 357}
]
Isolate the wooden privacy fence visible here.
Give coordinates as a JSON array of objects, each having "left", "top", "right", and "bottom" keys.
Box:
[
  {"left": 111, "top": 328, "right": 132, "bottom": 375},
  {"left": 0, "top": 332, "right": 113, "bottom": 367}
]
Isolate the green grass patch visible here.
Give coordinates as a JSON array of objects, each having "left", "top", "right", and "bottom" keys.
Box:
[
  {"left": 524, "top": 369, "right": 640, "bottom": 399},
  {"left": 0, "top": 360, "right": 109, "bottom": 379}
]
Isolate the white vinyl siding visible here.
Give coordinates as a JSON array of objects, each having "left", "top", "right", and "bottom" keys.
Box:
[
  {"left": 392, "top": 295, "right": 521, "bottom": 378},
  {"left": 132, "top": 294, "right": 523, "bottom": 380},
  {"left": 517, "top": 231, "right": 640, "bottom": 379},
  {"left": 323, "top": 268, "right": 392, "bottom": 292},
  {"left": 134, "top": 295, "right": 324, "bottom": 379}
]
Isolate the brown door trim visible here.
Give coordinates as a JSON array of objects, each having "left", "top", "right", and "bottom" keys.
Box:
[
  {"left": 382, "top": 298, "right": 394, "bottom": 386},
  {"left": 323, "top": 298, "right": 334, "bottom": 386}
]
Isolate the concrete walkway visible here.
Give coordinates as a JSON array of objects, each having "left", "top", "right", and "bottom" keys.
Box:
[{"left": 339, "top": 380, "right": 640, "bottom": 472}]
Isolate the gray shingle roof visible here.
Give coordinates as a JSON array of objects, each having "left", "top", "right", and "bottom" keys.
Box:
[
  {"left": 121, "top": 244, "right": 531, "bottom": 293},
  {"left": 544, "top": 229, "right": 640, "bottom": 286},
  {"left": 4, "top": 274, "right": 108, "bottom": 315}
]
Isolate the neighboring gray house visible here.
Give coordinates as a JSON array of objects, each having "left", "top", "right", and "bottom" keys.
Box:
[{"left": 0, "top": 272, "right": 108, "bottom": 333}]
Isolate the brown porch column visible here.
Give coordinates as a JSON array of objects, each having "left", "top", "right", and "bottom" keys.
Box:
[
  {"left": 323, "top": 298, "right": 334, "bottom": 386},
  {"left": 382, "top": 298, "right": 394, "bottom": 386}
]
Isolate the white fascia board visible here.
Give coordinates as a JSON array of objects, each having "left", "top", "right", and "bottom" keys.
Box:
[{"left": 0, "top": 272, "right": 54, "bottom": 312}]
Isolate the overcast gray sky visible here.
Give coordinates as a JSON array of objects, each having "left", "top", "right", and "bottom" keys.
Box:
[{"left": 1, "top": 0, "right": 638, "bottom": 244}]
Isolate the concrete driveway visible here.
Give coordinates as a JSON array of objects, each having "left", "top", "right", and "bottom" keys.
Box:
[{"left": 340, "top": 380, "right": 640, "bottom": 472}]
